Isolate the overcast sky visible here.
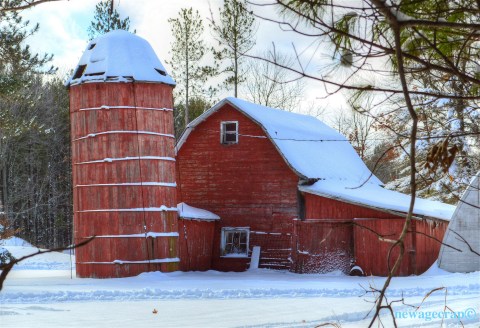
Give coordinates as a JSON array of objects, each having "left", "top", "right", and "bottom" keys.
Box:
[{"left": 22, "top": 0, "right": 348, "bottom": 115}]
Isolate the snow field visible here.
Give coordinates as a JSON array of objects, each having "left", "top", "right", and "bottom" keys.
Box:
[{"left": 0, "top": 243, "right": 479, "bottom": 327}]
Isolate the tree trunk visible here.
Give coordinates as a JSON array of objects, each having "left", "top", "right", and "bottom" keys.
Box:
[{"left": 0, "top": 168, "right": 5, "bottom": 213}]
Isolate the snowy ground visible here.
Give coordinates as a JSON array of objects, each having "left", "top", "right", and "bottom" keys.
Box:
[{"left": 0, "top": 241, "right": 479, "bottom": 328}]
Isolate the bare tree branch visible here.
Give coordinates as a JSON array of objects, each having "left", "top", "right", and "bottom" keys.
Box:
[
  {"left": 0, "top": 0, "right": 64, "bottom": 12},
  {"left": 0, "top": 237, "right": 94, "bottom": 291}
]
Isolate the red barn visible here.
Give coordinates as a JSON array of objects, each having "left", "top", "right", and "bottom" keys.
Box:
[
  {"left": 68, "top": 31, "right": 454, "bottom": 278},
  {"left": 176, "top": 97, "right": 454, "bottom": 276}
]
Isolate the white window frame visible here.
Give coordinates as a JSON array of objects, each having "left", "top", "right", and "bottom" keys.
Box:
[
  {"left": 220, "top": 227, "right": 250, "bottom": 258},
  {"left": 220, "top": 121, "right": 238, "bottom": 144}
]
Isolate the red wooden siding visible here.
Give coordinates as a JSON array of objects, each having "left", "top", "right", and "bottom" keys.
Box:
[
  {"left": 70, "top": 82, "right": 178, "bottom": 278},
  {"left": 413, "top": 219, "right": 447, "bottom": 273},
  {"left": 354, "top": 218, "right": 414, "bottom": 276},
  {"left": 304, "top": 193, "right": 403, "bottom": 220},
  {"left": 353, "top": 218, "right": 448, "bottom": 276},
  {"left": 294, "top": 193, "right": 404, "bottom": 274},
  {"left": 293, "top": 219, "right": 353, "bottom": 273},
  {"left": 176, "top": 104, "right": 299, "bottom": 271},
  {"left": 178, "top": 219, "right": 216, "bottom": 271},
  {"left": 301, "top": 193, "right": 447, "bottom": 275}
]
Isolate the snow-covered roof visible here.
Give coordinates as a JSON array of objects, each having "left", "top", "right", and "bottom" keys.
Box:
[
  {"left": 176, "top": 97, "right": 455, "bottom": 221},
  {"left": 66, "top": 30, "right": 175, "bottom": 87},
  {"left": 176, "top": 97, "right": 381, "bottom": 184},
  {"left": 177, "top": 202, "right": 220, "bottom": 221},
  {"left": 299, "top": 180, "right": 455, "bottom": 221}
]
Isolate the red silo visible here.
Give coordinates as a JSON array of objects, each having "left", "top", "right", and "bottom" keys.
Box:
[{"left": 67, "top": 30, "right": 178, "bottom": 278}]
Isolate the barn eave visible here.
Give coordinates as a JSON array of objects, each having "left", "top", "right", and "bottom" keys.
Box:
[{"left": 299, "top": 185, "right": 452, "bottom": 222}]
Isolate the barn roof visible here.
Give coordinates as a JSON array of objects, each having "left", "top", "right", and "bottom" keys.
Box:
[
  {"left": 66, "top": 30, "right": 175, "bottom": 87},
  {"left": 177, "top": 97, "right": 456, "bottom": 221},
  {"left": 177, "top": 97, "right": 382, "bottom": 185}
]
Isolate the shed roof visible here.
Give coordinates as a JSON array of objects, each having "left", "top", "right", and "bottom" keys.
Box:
[
  {"left": 177, "top": 97, "right": 381, "bottom": 184},
  {"left": 299, "top": 180, "right": 455, "bottom": 221},
  {"left": 66, "top": 30, "right": 175, "bottom": 87},
  {"left": 177, "top": 202, "right": 220, "bottom": 221}
]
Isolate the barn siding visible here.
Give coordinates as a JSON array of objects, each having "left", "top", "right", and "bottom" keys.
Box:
[
  {"left": 293, "top": 219, "right": 353, "bottom": 273},
  {"left": 301, "top": 193, "right": 447, "bottom": 275},
  {"left": 71, "top": 82, "right": 179, "bottom": 278},
  {"left": 353, "top": 217, "right": 448, "bottom": 276},
  {"left": 294, "top": 193, "right": 404, "bottom": 274},
  {"left": 178, "top": 219, "right": 216, "bottom": 271},
  {"left": 353, "top": 218, "right": 414, "bottom": 276},
  {"left": 304, "top": 193, "right": 403, "bottom": 220},
  {"left": 415, "top": 219, "right": 448, "bottom": 273},
  {"left": 176, "top": 104, "right": 299, "bottom": 271}
]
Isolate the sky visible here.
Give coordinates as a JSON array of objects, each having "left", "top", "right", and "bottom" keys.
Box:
[{"left": 21, "top": 0, "right": 349, "bottom": 115}]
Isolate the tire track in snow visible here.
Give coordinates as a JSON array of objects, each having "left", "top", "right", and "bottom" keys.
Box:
[{"left": 0, "top": 284, "right": 478, "bottom": 304}]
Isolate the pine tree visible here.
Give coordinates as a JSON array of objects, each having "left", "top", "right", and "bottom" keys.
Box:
[
  {"left": 0, "top": 5, "right": 54, "bottom": 96},
  {"left": 173, "top": 97, "right": 213, "bottom": 139},
  {"left": 211, "top": 0, "right": 256, "bottom": 97},
  {"left": 168, "top": 7, "right": 216, "bottom": 129},
  {"left": 370, "top": 0, "right": 480, "bottom": 203},
  {"left": 87, "top": 0, "right": 134, "bottom": 40}
]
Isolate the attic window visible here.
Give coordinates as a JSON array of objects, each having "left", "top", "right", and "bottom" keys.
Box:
[
  {"left": 221, "top": 227, "right": 249, "bottom": 257},
  {"left": 155, "top": 68, "right": 167, "bottom": 76},
  {"left": 88, "top": 43, "right": 96, "bottom": 50},
  {"left": 220, "top": 121, "right": 238, "bottom": 144},
  {"left": 72, "top": 65, "right": 87, "bottom": 79}
]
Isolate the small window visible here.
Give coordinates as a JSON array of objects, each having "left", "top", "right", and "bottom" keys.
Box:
[
  {"left": 221, "top": 227, "right": 249, "bottom": 257},
  {"left": 220, "top": 121, "right": 238, "bottom": 144},
  {"left": 72, "top": 65, "right": 87, "bottom": 80}
]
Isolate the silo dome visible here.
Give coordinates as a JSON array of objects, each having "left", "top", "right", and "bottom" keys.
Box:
[{"left": 66, "top": 30, "right": 176, "bottom": 86}]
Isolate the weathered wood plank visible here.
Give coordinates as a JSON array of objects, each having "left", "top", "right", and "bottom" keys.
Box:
[{"left": 70, "top": 82, "right": 178, "bottom": 278}]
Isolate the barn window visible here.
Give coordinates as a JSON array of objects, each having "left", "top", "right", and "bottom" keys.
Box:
[
  {"left": 220, "top": 121, "right": 238, "bottom": 144},
  {"left": 221, "top": 227, "right": 249, "bottom": 257}
]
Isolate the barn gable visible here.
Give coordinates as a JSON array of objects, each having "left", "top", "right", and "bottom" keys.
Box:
[{"left": 176, "top": 103, "right": 299, "bottom": 271}]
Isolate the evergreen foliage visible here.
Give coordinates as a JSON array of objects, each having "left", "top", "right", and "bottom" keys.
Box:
[
  {"left": 173, "top": 97, "right": 213, "bottom": 140},
  {"left": 87, "top": 0, "right": 134, "bottom": 40},
  {"left": 276, "top": 0, "right": 480, "bottom": 203},
  {"left": 211, "top": 0, "right": 257, "bottom": 97},
  {"left": 0, "top": 3, "right": 54, "bottom": 96},
  {"left": 0, "top": 5, "right": 70, "bottom": 247},
  {"left": 168, "top": 8, "right": 216, "bottom": 129}
]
